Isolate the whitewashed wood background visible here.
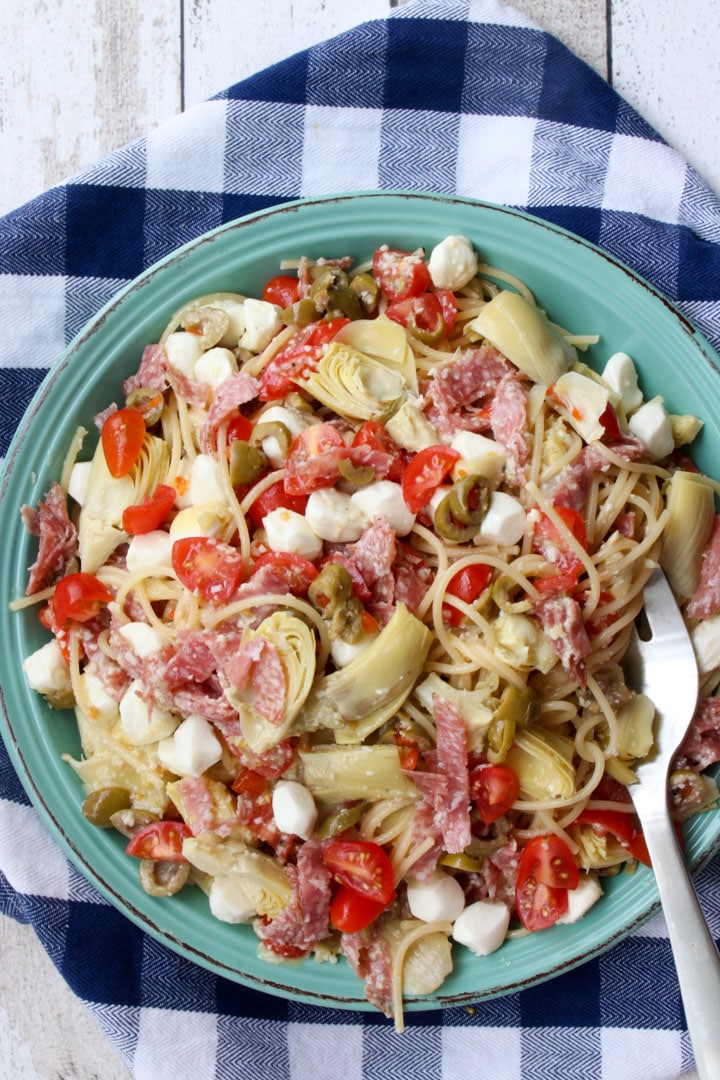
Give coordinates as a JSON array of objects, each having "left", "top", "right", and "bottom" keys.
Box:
[{"left": 1, "top": 1, "right": 718, "bottom": 1077}]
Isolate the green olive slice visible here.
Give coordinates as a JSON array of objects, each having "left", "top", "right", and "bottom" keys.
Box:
[
  {"left": 82, "top": 787, "right": 132, "bottom": 828},
  {"left": 229, "top": 439, "right": 268, "bottom": 486}
]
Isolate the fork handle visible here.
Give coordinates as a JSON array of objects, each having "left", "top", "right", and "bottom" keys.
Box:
[{"left": 642, "top": 810, "right": 720, "bottom": 1079}]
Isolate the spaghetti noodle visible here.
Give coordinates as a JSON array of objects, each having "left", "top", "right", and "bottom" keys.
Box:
[{"left": 17, "top": 234, "right": 720, "bottom": 1030}]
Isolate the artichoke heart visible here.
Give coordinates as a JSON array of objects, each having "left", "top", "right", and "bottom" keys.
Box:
[
  {"left": 225, "top": 611, "right": 317, "bottom": 755},
  {"left": 467, "top": 290, "right": 576, "bottom": 385},
  {"left": 299, "top": 604, "right": 432, "bottom": 738},
  {"left": 299, "top": 745, "right": 416, "bottom": 803},
  {"left": 660, "top": 470, "right": 715, "bottom": 597},
  {"left": 382, "top": 917, "right": 454, "bottom": 996},
  {"left": 78, "top": 431, "right": 169, "bottom": 573},
  {"left": 298, "top": 341, "right": 407, "bottom": 422},
  {"left": 504, "top": 724, "right": 576, "bottom": 800},
  {"left": 334, "top": 315, "right": 418, "bottom": 393},
  {"left": 182, "top": 835, "right": 292, "bottom": 918}
]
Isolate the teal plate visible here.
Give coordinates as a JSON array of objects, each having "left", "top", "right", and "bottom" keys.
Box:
[{"left": 1, "top": 192, "right": 719, "bottom": 1010}]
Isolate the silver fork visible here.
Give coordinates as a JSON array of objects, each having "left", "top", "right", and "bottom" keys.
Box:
[{"left": 622, "top": 567, "right": 720, "bottom": 1078}]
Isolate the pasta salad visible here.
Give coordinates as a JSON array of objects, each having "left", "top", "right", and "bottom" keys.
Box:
[{"left": 16, "top": 233, "right": 720, "bottom": 1028}]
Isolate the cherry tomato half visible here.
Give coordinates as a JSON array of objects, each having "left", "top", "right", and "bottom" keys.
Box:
[
  {"left": 125, "top": 820, "right": 192, "bottom": 863},
  {"left": 442, "top": 562, "right": 493, "bottom": 626},
  {"left": 171, "top": 536, "right": 245, "bottom": 603},
  {"left": 101, "top": 407, "right": 146, "bottom": 478},
  {"left": 246, "top": 479, "right": 308, "bottom": 529},
  {"left": 401, "top": 444, "right": 460, "bottom": 514},
  {"left": 283, "top": 422, "right": 347, "bottom": 496},
  {"left": 122, "top": 483, "right": 176, "bottom": 535},
  {"left": 330, "top": 884, "right": 392, "bottom": 933},
  {"left": 351, "top": 419, "right": 408, "bottom": 482},
  {"left": 51, "top": 572, "right": 113, "bottom": 627},
  {"left": 262, "top": 274, "right": 300, "bottom": 308},
  {"left": 386, "top": 292, "right": 447, "bottom": 344},
  {"left": 469, "top": 763, "right": 520, "bottom": 825},
  {"left": 323, "top": 839, "right": 396, "bottom": 905},
  {"left": 514, "top": 835, "right": 579, "bottom": 931},
  {"left": 372, "top": 247, "right": 432, "bottom": 302},
  {"left": 576, "top": 808, "right": 652, "bottom": 867}
]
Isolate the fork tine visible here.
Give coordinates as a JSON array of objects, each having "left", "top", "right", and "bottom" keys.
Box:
[{"left": 626, "top": 567, "right": 699, "bottom": 766}]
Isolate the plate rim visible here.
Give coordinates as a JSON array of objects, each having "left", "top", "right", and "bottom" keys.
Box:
[{"left": 2, "top": 189, "right": 719, "bottom": 1012}]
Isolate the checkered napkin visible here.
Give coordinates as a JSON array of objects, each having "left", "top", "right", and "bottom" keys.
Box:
[{"left": 2, "top": 0, "right": 720, "bottom": 1076}]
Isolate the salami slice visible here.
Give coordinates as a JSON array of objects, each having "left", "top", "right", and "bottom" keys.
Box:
[
  {"left": 535, "top": 595, "right": 591, "bottom": 686},
  {"left": 674, "top": 696, "right": 720, "bottom": 772},
  {"left": 224, "top": 637, "right": 286, "bottom": 726},
  {"left": 22, "top": 482, "right": 78, "bottom": 594},
  {"left": 199, "top": 372, "right": 261, "bottom": 453},
  {"left": 432, "top": 693, "right": 472, "bottom": 854},
  {"left": 687, "top": 516, "right": 720, "bottom": 621}
]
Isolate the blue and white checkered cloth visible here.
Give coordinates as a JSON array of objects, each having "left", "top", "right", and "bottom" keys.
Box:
[{"left": 2, "top": 1, "right": 719, "bottom": 1076}]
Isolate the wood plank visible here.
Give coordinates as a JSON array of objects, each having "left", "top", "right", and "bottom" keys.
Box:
[
  {"left": 611, "top": 0, "right": 720, "bottom": 193},
  {"left": 183, "top": 0, "right": 392, "bottom": 107},
  {"left": 512, "top": 0, "right": 608, "bottom": 77},
  {"left": 0, "top": 0, "right": 180, "bottom": 214}
]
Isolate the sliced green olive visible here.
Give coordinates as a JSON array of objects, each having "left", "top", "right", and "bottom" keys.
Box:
[
  {"left": 496, "top": 684, "right": 541, "bottom": 729},
  {"left": 433, "top": 492, "right": 481, "bottom": 542},
  {"left": 669, "top": 768, "right": 707, "bottom": 814},
  {"left": 249, "top": 420, "right": 292, "bottom": 459},
  {"left": 281, "top": 298, "right": 321, "bottom": 325},
  {"left": 109, "top": 808, "right": 160, "bottom": 838},
  {"left": 138, "top": 859, "right": 190, "bottom": 897},
  {"left": 493, "top": 574, "right": 533, "bottom": 614},
  {"left": 331, "top": 595, "right": 365, "bottom": 643},
  {"left": 325, "top": 284, "right": 364, "bottom": 320},
  {"left": 486, "top": 716, "right": 515, "bottom": 763},
  {"left": 229, "top": 439, "right": 268, "bottom": 486},
  {"left": 349, "top": 273, "right": 380, "bottom": 315},
  {"left": 439, "top": 852, "right": 485, "bottom": 872},
  {"left": 308, "top": 562, "right": 354, "bottom": 616},
  {"left": 82, "top": 787, "right": 132, "bottom": 828},
  {"left": 310, "top": 264, "right": 349, "bottom": 295},
  {"left": 125, "top": 386, "right": 165, "bottom": 427},
  {"left": 447, "top": 474, "right": 491, "bottom": 526},
  {"left": 315, "top": 801, "right": 369, "bottom": 840},
  {"left": 181, "top": 305, "right": 230, "bottom": 349},
  {"left": 338, "top": 457, "right": 375, "bottom": 486}
]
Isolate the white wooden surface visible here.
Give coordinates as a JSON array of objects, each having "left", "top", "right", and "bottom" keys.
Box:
[{"left": 1, "top": 1, "right": 718, "bottom": 1077}]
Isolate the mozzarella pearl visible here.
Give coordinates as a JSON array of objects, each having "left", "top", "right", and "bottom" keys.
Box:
[
  {"left": 194, "top": 347, "right": 238, "bottom": 392},
  {"left": 272, "top": 780, "right": 318, "bottom": 840},
  {"left": 477, "top": 492, "right": 526, "bottom": 546},
  {"left": 118, "top": 621, "right": 167, "bottom": 659},
  {"left": 263, "top": 507, "right": 323, "bottom": 560},
  {"left": 22, "top": 640, "right": 71, "bottom": 698},
  {"left": 428, "top": 235, "right": 478, "bottom": 291},
  {"left": 165, "top": 331, "right": 204, "bottom": 379},
  {"left": 171, "top": 713, "right": 223, "bottom": 777},
  {"left": 305, "top": 488, "right": 367, "bottom": 542},
  {"left": 351, "top": 480, "right": 416, "bottom": 536},
  {"left": 126, "top": 530, "right": 174, "bottom": 576},
  {"left": 68, "top": 460, "right": 92, "bottom": 506},
  {"left": 407, "top": 871, "right": 466, "bottom": 923},
  {"left": 119, "top": 680, "right": 179, "bottom": 745},
  {"left": 209, "top": 875, "right": 257, "bottom": 924},
  {"left": 452, "top": 900, "right": 510, "bottom": 956},
  {"left": 239, "top": 298, "right": 282, "bottom": 353},
  {"left": 628, "top": 398, "right": 674, "bottom": 460},
  {"left": 189, "top": 453, "right": 226, "bottom": 505},
  {"left": 557, "top": 873, "right": 603, "bottom": 923},
  {"left": 602, "top": 351, "right": 643, "bottom": 414}
]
